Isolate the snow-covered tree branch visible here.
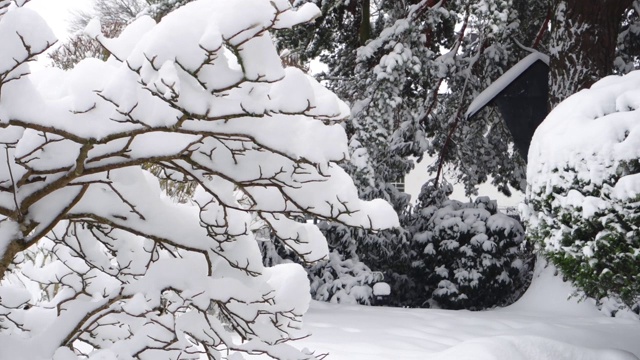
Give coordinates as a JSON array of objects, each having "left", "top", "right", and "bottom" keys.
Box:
[{"left": 0, "top": 1, "right": 398, "bottom": 359}]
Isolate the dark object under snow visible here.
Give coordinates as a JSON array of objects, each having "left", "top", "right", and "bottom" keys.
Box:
[{"left": 465, "top": 52, "right": 550, "bottom": 161}]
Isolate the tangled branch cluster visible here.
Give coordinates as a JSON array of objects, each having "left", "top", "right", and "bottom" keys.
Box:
[{"left": 0, "top": 1, "right": 398, "bottom": 359}]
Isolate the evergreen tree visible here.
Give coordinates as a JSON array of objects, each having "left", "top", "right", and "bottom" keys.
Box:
[
  {"left": 524, "top": 73, "right": 640, "bottom": 314},
  {"left": 280, "top": 0, "right": 640, "bottom": 198},
  {"left": 280, "top": 0, "right": 532, "bottom": 195},
  {"left": 276, "top": 0, "right": 535, "bottom": 308},
  {"left": 522, "top": 1, "right": 640, "bottom": 314},
  {"left": 275, "top": 0, "right": 640, "bottom": 310},
  {"left": 548, "top": 0, "right": 635, "bottom": 106}
]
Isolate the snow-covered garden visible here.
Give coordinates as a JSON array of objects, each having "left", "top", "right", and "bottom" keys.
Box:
[
  {"left": 1, "top": 0, "right": 639, "bottom": 359},
  {"left": 298, "top": 262, "right": 640, "bottom": 360}
]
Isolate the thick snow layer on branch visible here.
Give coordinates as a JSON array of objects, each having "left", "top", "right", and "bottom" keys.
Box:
[
  {"left": 0, "top": 1, "right": 399, "bottom": 359},
  {"left": 273, "top": 3, "right": 321, "bottom": 29},
  {"left": 0, "top": 7, "right": 55, "bottom": 74},
  {"left": 85, "top": 16, "right": 156, "bottom": 61}
]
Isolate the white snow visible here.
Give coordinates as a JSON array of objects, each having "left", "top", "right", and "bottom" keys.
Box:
[
  {"left": 0, "top": 7, "right": 56, "bottom": 74},
  {"left": 287, "top": 259, "right": 640, "bottom": 360},
  {"left": 273, "top": 3, "right": 321, "bottom": 29},
  {"left": 528, "top": 70, "right": 640, "bottom": 192},
  {"left": 372, "top": 282, "right": 391, "bottom": 296},
  {"left": 612, "top": 173, "right": 640, "bottom": 200}
]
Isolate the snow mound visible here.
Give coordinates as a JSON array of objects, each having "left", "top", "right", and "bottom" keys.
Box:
[
  {"left": 429, "top": 335, "right": 637, "bottom": 360},
  {"left": 505, "top": 257, "right": 600, "bottom": 316},
  {"left": 373, "top": 282, "right": 391, "bottom": 296}
]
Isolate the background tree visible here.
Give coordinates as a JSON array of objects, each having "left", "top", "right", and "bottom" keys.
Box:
[
  {"left": 275, "top": 0, "right": 535, "bottom": 308},
  {"left": 0, "top": 1, "right": 399, "bottom": 359},
  {"left": 280, "top": 0, "right": 640, "bottom": 196},
  {"left": 549, "top": 0, "right": 635, "bottom": 106},
  {"left": 273, "top": 0, "right": 640, "bottom": 309}
]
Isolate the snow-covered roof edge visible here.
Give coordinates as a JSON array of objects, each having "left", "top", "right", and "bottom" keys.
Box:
[{"left": 464, "top": 52, "right": 550, "bottom": 119}]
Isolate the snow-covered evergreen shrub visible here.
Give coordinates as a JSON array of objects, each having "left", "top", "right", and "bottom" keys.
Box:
[
  {"left": 261, "top": 221, "right": 385, "bottom": 305},
  {"left": 308, "top": 250, "right": 383, "bottom": 305},
  {"left": 411, "top": 180, "right": 531, "bottom": 310},
  {"left": 523, "top": 71, "right": 640, "bottom": 313},
  {"left": 310, "top": 221, "right": 387, "bottom": 305}
]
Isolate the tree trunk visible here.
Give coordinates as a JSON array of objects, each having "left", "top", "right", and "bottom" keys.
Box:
[
  {"left": 359, "top": 0, "right": 371, "bottom": 46},
  {"left": 549, "top": 0, "right": 633, "bottom": 107}
]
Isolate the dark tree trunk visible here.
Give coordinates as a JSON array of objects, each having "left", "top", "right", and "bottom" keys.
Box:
[
  {"left": 359, "top": 0, "right": 371, "bottom": 45},
  {"left": 549, "top": 0, "right": 633, "bottom": 107}
]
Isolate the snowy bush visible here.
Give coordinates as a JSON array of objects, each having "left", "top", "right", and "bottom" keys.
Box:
[
  {"left": 523, "top": 71, "right": 640, "bottom": 313},
  {"left": 308, "top": 250, "right": 383, "bottom": 305},
  {"left": 307, "top": 221, "right": 383, "bottom": 305},
  {"left": 261, "top": 221, "right": 385, "bottom": 305},
  {"left": 411, "top": 180, "right": 531, "bottom": 310},
  {"left": 0, "top": 1, "right": 399, "bottom": 359}
]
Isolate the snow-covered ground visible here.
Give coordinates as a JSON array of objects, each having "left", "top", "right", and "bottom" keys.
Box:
[{"left": 292, "top": 260, "right": 639, "bottom": 360}]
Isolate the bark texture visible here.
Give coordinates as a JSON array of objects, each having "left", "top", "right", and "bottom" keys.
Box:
[{"left": 549, "top": 0, "right": 633, "bottom": 107}]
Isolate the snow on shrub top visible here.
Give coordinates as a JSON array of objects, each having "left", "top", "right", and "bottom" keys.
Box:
[
  {"left": 527, "top": 71, "right": 640, "bottom": 196},
  {"left": 524, "top": 70, "right": 640, "bottom": 312}
]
